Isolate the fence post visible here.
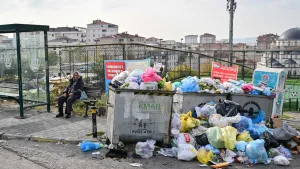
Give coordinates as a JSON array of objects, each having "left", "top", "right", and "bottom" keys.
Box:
[
  {"left": 198, "top": 54, "right": 200, "bottom": 78},
  {"left": 122, "top": 44, "right": 125, "bottom": 60},
  {"left": 242, "top": 51, "right": 245, "bottom": 80},
  {"left": 189, "top": 53, "right": 192, "bottom": 76},
  {"left": 289, "top": 99, "right": 292, "bottom": 111},
  {"left": 297, "top": 99, "right": 299, "bottom": 111}
]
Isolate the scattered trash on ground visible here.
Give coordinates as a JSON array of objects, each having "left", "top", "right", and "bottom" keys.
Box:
[{"left": 129, "top": 163, "right": 143, "bottom": 167}]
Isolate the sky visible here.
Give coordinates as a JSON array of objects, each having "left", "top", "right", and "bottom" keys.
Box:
[{"left": 0, "top": 0, "right": 299, "bottom": 41}]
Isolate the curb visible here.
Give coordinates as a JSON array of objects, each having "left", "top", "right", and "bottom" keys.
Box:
[{"left": 0, "top": 133, "right": 104, "bottom": 144}]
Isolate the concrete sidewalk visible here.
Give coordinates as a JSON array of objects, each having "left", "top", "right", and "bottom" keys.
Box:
[{"left": 0, "top": 104, "right": 107, "bottom": 143}]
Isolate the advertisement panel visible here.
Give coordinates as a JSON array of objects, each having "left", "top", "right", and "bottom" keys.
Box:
[{"left": 211, "top": 62, "right": 238, "bottom": 83}]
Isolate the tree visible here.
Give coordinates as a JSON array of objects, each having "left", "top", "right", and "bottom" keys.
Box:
[{"left": 48, "top": 51, "right": 59, "bottom": 66}]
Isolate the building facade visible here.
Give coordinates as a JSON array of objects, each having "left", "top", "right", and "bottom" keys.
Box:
[
  {"left": 200, "top": 33, "right": 216, "bottom": 44},
  {"left": 97, "top": 32, "right": 145, "bottom": 44},
  {"left": 256, "top": 33, "right": 279, "bottom": 50},
  {"left": 257, "top": 27, "right": 300, "bottom": 76},
  {"left": 86, "top": 19, "right": 118, "bottom": 44},
  {"left": 146, "top": 37, "right": 161, "bottom": 46},
  {"left": 48, "top": 27, "right": 86, "bottom": 43},
  {"left": 185, "top": 35, "right": 198, "bottom": 45}
]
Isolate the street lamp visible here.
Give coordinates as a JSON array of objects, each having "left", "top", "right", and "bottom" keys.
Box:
[{"left": 227, "top": 0, "right": 237, "bottom": 66}]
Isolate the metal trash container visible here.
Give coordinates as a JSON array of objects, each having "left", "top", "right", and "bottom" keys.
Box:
[
  {"left": 173, "top": 93, "right": 228, "bottom": 114},
  {"left": 107, "top": 87, "right": 175, "bottom": 145},
  {"left": 229, "top": 94, "right": 274, "bottom": 119}
]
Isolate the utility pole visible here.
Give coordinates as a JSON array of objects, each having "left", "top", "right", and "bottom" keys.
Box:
[{"left": 227, "top": 0, "right": 237, "bottom": 66}]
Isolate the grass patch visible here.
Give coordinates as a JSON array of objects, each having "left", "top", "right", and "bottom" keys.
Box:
[
  {"left": 282, "top": 114, "right": 293, "bottom": 119},
  {"left": 86, "top": 131, "right": 105, "bottom": 137}
]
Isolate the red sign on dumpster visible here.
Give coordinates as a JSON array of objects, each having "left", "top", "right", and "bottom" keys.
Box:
[
  {"left": 105, "top": 62, "right": 125, "bottom": 80},
  {"left": 211, "top": 62, "right": 238, "bottom": 83}
]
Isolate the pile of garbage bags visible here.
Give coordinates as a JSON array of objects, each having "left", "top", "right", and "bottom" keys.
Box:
[
  {"left": 161, "top": 100, "right": 300, "bottom": 166},
  {"left": 109, "top": 68, "right": 274, "bottom": 98}
]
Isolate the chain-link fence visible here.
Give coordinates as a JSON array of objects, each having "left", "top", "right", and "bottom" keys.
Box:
[{"left": 48, "top": 43, "right": 300, "bottom": 92}]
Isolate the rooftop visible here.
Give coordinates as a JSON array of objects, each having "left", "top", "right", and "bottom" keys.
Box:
[
  {"left": 49, "top": 27, "right": 81, "bottom": 32},
  {"left": 185, "top": 35, "right": 198, "bottom": 37},
  {"left": 88, "top": 19, "right": 118, "bottom": 27},
  {"left": 279, "top": 27, "right": 300, "bottom": 41},
  {"left": 98, "top": 32, "right": 145, "bottom": 39},
  {"left": 0, "top": 24, "right": 49, "bottom": 33},
  {"left": 201, "top": 33, "right": 215, "bottom": 37},
  {"left": 48, "top": 37, "right": 79, "bottom": 43}
]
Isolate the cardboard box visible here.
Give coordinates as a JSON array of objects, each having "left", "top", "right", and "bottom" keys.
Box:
[{"left": 272, "top": 118, "right": 282, "bottom": 128}]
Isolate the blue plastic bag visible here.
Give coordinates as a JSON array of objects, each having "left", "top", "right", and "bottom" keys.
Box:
[
  {"left": 246, "top": 139, "right": 269, "bottom": 164},
  {"left": 80, "top": 140, "right": 102, "bottom": 152},
  {"left": 263, "top": 87, "right": 271, "bottom": 96},
  {"left": 179, "top": 76, "right": 200, "bottom": 92},
  {"left": 249, "top": 90, "right": 261, "bottom": 95},
  {"left": 235, "top": 141, "right": 248, "bottom": 152},
  {"left": 247, "top": 124, "right": 269, "bottom": 139},
  {"left": 277, "top": 145, "right": 292, "bottom": 158},
  {"left": 251, "top": 110, "right": 266, "bottom": 124},
  {"left": 233, "top": 116, "right": 253, "bottom": 132},
  {"left": 204, "top": 144, "right": 220, "bottom": 154},
  {"left": 80, "top": 91, "right": 88, "bottom": 100}
]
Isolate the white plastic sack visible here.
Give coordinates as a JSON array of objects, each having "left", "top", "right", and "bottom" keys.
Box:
[
  {"left": 127, "top": 82, "right": 140, "bottom": 89},
  {"left": 199, "top": 105, "right": 217, "bottom": 119},
  {"left": 273, "top": 155, "right": 290, "bottom": 166},
  {"left": 200, "top": 77, "right": 215, "bottom": 86},
  {"left": 171, "top": 113, "right": 181, "bottom": 130},
  {"left": 140, "top": 82, "right": 158, "bottom": 90},
  {"left": 112, "top": 71, "right": 129, "bottom": 82},
  {"left": 189, "top": 126, "right": 207, "bottom": 137},
  {"left": 209, "top": 114, "right": 228, "bottom": 127},
  {"left": 220, "top": 149, "right": 237, "bottom": 163},
  {"left": 157, "top": 147, "right": 178, "bottom": 157},
  {"left": 209, "top": 113, "right": 241, "bottom": 128},
  {"left": 175, "top": 133, "right": 196, "bottom": 147},
  {"left": 135, "top": 140, "right": 156, "bottom": 159},
  {"left": 177, "top": 144, "right": 197, "bottom": 161}
]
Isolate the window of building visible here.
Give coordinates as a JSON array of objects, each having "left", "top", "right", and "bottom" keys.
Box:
[
  {"left": 93, "top": 34, "right": 95, "bottom": 37},
  {"left": 52, "top": 34, "right": 54, "bottom": 37},
  {"left": 77, "top": 34, "right": 78, "bottom": 36},
  {"left": 102, "top": 30, "right": 107, "bottom": 32},
  {"left": 294, "top": 71, "right": 297, "bottom": 76},
  {"left": 102, "top": 34, "right": 106, "bottom": 37}
]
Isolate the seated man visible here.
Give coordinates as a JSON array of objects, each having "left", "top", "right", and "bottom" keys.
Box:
[{"left": 56, "top": 72, "right": 84, "bottom": 118}]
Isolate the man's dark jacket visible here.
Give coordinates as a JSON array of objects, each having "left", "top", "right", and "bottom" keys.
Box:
[{"left": 63, "top": 76, "right": 84, "bottom": 98}]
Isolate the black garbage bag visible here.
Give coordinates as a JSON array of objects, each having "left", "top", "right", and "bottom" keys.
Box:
[
  {"left": 259, "top": 131, "right": 280, "bottom": 149},
  {"left": 195, "top": 133, "right": 209, "bottom": 146},
  {"left": 216, "top": 100, "right": 242, "bottom": 117}
]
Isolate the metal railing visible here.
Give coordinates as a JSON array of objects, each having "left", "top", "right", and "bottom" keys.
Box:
[{"left": 48, "top": 43, "right": 300, "bottom": 92}]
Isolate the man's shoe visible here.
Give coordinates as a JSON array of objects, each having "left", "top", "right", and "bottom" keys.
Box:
[
  {"left": 65, "top": 114, "right": 71, "bottom": 119},
  {"left": 55, "top": 114, "right": 63, "bottom": 118}
]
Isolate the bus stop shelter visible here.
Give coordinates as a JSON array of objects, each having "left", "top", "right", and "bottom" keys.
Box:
[{"left": 0, "top": 24, "right": 50, "bottom": 118}]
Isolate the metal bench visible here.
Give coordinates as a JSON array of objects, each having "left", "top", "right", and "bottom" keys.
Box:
[{"left": 0, "top": 92, "right": 20, "bottom": 103}]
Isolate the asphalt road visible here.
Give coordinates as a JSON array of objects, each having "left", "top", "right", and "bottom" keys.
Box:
[{"left": 0, "top": 140, "right": 300, "bottom": 169}]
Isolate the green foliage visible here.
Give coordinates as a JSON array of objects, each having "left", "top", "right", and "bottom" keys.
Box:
[
  {"left": 48, "top": 51, "right": 59, "bottom": 66},
  {"left": 168, "top": 65, "right": 198, "bottom": 81}
]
